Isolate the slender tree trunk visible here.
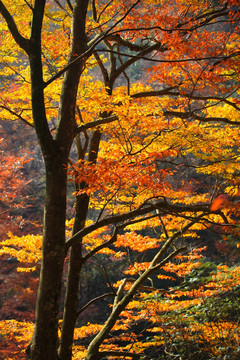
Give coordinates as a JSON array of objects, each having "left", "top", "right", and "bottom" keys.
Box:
[
  {"left": 59, "top": 198, "right": 87, "bottom": 360},
  {"left": 59, "top": 130, "right": 101, "bottom": 359}
]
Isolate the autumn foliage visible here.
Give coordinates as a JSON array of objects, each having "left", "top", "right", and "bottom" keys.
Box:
[{"left": 0, "top": 0, "right": 240, "bottom": 360}]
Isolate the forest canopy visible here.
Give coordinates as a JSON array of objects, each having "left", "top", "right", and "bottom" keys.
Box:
[{"left": 0, "top": 1, "right": 240, "bottom": 359}]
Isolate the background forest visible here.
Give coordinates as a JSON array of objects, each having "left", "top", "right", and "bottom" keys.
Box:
[{"left": 0, "top": 0, "right": 240, "bottom": 359}]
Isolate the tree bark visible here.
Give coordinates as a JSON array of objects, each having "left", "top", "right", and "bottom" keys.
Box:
[
  {"left": 28, "top": 155, "right": 68, "bottom": 360},
  {"left": 58, "top": 194, "right": 88, "bottom": 360},
  {"left": 27, "top": 1, "right": 89, "bottom": 359},
  {"left": 25, "top": 2, "right": 69, "bottom": 358},
  {"left": 59, "top": 130, "right": 101, "bottom": 360}
]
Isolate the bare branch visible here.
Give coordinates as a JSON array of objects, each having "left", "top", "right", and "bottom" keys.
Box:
[
  {"left": 117, "top": 43, "right": 131, "bottom": 95},
  {"left": 76, "top": 292, "right": 114, "bottom": 319},
  {"left": 158, "top": 213, "right": 169, "bottom": 239},
  {"left": 92, "top": 0, "right": 97, "bottom": 21}
]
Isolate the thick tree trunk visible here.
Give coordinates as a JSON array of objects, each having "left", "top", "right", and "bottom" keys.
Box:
[
  {"left": 0, "top": 1, "right": 89, "bottom": 358},
  {"left": 25, "top": 2, "right": 69, "bottom": 358},
  {"left": 27, "top": 153, "right": 68, "bottom": 360},
  {"left": 28, "top": 1, "right": 89, "bottom": 358}
]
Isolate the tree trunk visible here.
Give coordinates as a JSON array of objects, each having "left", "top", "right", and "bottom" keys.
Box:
[
  {"left": 58, "top": 199, "right": 87, "bottom": 360},
  {"left": 27, "top": 1, "right": 89, "bottom": 358},
  {"left": 27, "top": 153, "right": 68, "bottom": 360},
  {"left": 59, "top": 130, "right": 101, "bottom": 359}
]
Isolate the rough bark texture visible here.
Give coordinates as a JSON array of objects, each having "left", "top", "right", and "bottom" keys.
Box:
[{"left": 29, "top": 157, "right": 67, "bottom": 360}]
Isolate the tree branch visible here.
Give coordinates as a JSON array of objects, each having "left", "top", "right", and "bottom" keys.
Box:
[
  {"left": 44, "top": 0, "right": 142, "bottom": 88},
  {"left": 106, "top": 34, "right": 150, "bottom": 51},
  {"left": 0, "top": 1, "right": 30, "bottom": 52},
  {"left": 93, "top": 50, "right": 110, "bottom": 88},
  {"left": 131, "top": 86, "right": 180, "bottom": 99},
  {"left": 97, "top": 48, "right": 240, "bottom": 65},
  {"left": 66, "top": 201, "right": 212, "bottom": 249},
  {"left": 109, "top": 5, "right": 231, "bottom": 35},
  {"left": 109, "top": 42, "right": 167, "bottom": 88},
  {"left": 164, "top": 91, "right": 240, "bottom": 111},
  {"left": 66, "top": 0, "right": 73, "bottom": 11},
  {"left": 75, "top": 85, "right": 182, "bottom": 134},
  {"left": 85, "top": 242, "right": 188, "bottom": 360},
  {"left": 75, "top": 86, "right": 180, "bottom": 134},
  {"left": 76, "top": 87, "right": 239, "bottom": 134},
  {"left": 85, "top": 212, "right": 209, "bottom": 360},
  {"left": 23, "top": 0, "right": 34, "bottom": 11},
  {"left": 131, "top": 88, "right": 240, "bottom": 113},
  {"left": 164, "top": 110, "right": 240, "bottom": 125},
  {"left": 76, "top": 115, "right": 118, "bottom": 133},
  {"left": 83, "top": 226, "right": 118, "bottom": 262},
  {"left": 99, "top": 350, "right": 153, "bottom": 359},
  {"left": 76, "top": 292, "right": 115, "bottom": 319},
  {"left": 43, "top": 33, "right": 104, "bottom": 87},
  {"left": 0, "top": 105, "right": 34, "bottom": 128}
]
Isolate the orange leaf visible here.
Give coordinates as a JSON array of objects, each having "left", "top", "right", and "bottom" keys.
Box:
[{"left": 211, "top": 195, "right": 228, "bottom": 211}]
